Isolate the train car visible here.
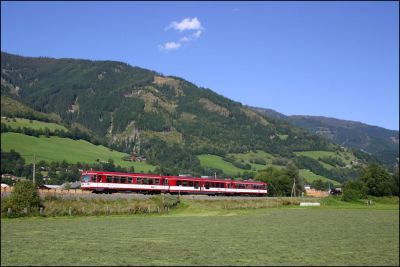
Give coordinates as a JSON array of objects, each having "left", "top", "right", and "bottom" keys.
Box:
[
  {"left": 81, "top": 170, "right": 165, "bottom": 194},
  {"left": 80, "top": 170, "right": 267, "bottom": 196}
]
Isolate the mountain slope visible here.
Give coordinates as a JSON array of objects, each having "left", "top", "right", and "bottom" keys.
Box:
[
  {"left": 2, "top": 51, "right": 375, "bottom": 181},
  {"left": 250, "top": 106, "right": 399, "bottom": 168}
]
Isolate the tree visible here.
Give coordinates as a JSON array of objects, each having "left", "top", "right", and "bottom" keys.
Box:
[
  {"left": 360, "top": 164, "right": 394, "bottom": 197},
  {"left": 6, "top": 180, "right": 41, "bottom": 214},
  {"left": 341, "top": 180, "right": 367, "bottom": 202}
]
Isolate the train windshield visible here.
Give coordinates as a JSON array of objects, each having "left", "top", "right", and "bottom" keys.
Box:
[{"left": 81, "top": 175, "right": 91, "bottom": 183}]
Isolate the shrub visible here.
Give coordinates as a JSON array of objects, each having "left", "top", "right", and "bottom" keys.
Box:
[
  {"left": 7, "top": 180, "right": 41, "bottom": 214},
  {"left": 341, "top": 180, "right": 367, "bottom": 202}
]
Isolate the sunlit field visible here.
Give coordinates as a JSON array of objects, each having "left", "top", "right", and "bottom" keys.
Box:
[{"left": 1, "top": 199, "right": 398, "bottom": 266}]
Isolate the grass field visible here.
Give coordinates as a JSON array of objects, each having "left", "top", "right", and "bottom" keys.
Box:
[
  {"left": 197, "top": 152, "right": 283, "bottom": 176},
  {"left": 1, "top": 132, "right": 155, "bottom": 172},
  {"left": 1, "top": 117, "right": 68, "bottom": 132},
  {"left": 1, "top": 198, "right": 398, "bottom": 266},
  {"left": 299, "top": 169, "right": 341, "bottom": 186},
  {"left": 294, "top": 150, "right": 357, "bottom": 169},
  {"left": 227, "top": 150, "right": 285, "bottom": 171},
  {"left": 197, "top": 154, "right": 245, "bottom": 175}
]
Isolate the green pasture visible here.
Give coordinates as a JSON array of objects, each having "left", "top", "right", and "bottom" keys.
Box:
[
  {"left": 197, "top": 154, "right": 245, "bottom": 175},
  {"left": 294, "top": 150, "right": 356, "bottom": 169},
  {"left": 227, "top": 150, "right": 286, "bottom": 170},
  {"left": 198, "top": 151, "right": 284, "bottom": 176},
  {"left": 1, "top": 117, "right": 68, "bottom": 132},
  {"left": 1, "top": 132, "right": 155, "bottom": 172},
  {"left": 299, "top": 169, "right": 341, "bottom": 186},
  {"left": 1, "top": 198, "right": 398, "bottom": 266}
]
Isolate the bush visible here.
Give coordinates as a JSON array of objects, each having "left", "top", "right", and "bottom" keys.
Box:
[
  {"left": 7, "top": 180, "right": 41, "bottom": 214},
  {"left": 341, "top": 180, "right": 367, "bottom": 202}
]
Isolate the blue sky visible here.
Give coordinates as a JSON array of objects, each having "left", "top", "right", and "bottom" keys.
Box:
[{"left": 1, "top": 1, "right": 399, "bottom": 130}]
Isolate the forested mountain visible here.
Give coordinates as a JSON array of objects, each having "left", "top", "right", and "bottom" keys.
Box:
[
  {"left": 250, "top": 107, "right": 399, "bottom": 167},
  {"left": 1, "top": 51, "right": 380, "bottom": 179}
]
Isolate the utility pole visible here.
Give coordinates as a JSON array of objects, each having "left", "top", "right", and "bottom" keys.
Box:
[
  {"left": 32, "top": 153, "right": 36, "bottom": 185},
  {"left": 291, "top": 176, "right": 296, "bottom": 198}
]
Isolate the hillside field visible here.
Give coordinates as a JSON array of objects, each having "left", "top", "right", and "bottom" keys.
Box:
[
  {"left": 1, "top": 132, "right": 155, "bottom": 172},
  {"left": 294, "top": 150, "right": 357, "bottom": 169},
  {"left": 1, "top": 117, "right": 68, "bottom": 132},
  {"left": 1, "top": 198, "right": 399, "bottom": 266},
  {"left": 299, "top": 169, "right": 341, "bottom": 186},
  {"left": 197, "top": 152, "right": 285, "bottom": 176}
]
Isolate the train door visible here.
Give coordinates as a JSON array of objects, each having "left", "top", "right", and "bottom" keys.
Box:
[{"left": 163, "top": 178, "right": 169, "bottom": 193}]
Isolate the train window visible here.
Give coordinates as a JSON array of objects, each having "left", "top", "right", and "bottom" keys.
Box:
[
  {"left": 189, "top": 181, "right": 193, "bottom": 187},
  {"left": 149, "top": 179, "right": 154, "bottom": 185},
  {"left": 143, "top": 178, "right": 148, "bottom": 184},
  {"left": 121, "top": 177, "right": 126, "bottom": 183},
  {"left": 176, "top": 180, "right": 181, "bottom": 186},
  {"left": 182, "top": 181, "right": 188, "bottom": 187},
  {"left": 137, "top": 178, "right": 142, "bottom": 184},
  {"left": 91, "top": 175, "right": 97, "bottom": 182},
  {"left": 128, "top": 177, "right": 133, "bottom": 183},
  {"left": 164, "top": 179, "right": 168, "bottom": 185},
  {"left": 106, "top": 176, "right": 112, "bottom": 183},
  {"left": 114, "top": 176, "right": 120, "bottom": 183},
  {"left": 194, "top": 182, "right": 198, "bottom": 189},
  {"left": 82, "top": 175, "right": 90, "bottom": 183},
  {"left": 205, "top": 182, "right": 210, "bottom": 189},
  {"left": 155, "top": 179, "right": 159, "bottom": 184}
]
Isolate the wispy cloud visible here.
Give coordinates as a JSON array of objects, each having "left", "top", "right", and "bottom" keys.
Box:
[
  {"left": 167, "top": 17, "right": 204, "bottom": 32},
  {"left": 159, "top": 17, "right": 204, "bottom": 52},
  {"left": 159, "top": 41, "right": 181, "bottom": 52}
]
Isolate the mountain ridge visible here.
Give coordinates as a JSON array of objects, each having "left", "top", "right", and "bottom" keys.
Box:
[{"left": 1, "top": 51, "right": 392, "bottom": 181}]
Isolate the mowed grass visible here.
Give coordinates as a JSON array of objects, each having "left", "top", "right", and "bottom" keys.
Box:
[
  {"left": 1, "top": 203, "right": 398, "bottom": 266},
  {"left": 227, "top": 150, "right": 285, "bottom": 171},
  {"left": 299, "top": 169, "right": 341, "bottom": 186},
  {"left": 294, "top": 150, "right": 357, "bottom": 169},
  {"left": 1, "top": 117, "right": 68, "bottom": 132},
  {"left": 197, "top": 154, "right": 245, "bottom": 176},
  {"left": 198, "top": 152, "right": 284, "bottom": 176},
  {"left": 1, "top": 132, "right": 155, "bottom": 172}
]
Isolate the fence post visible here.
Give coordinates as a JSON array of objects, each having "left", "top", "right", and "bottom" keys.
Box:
[
  {"left": 7, "top": 208, "right": 12, "bottom": 215},
  {"left": 24, "top": 207, "right": 29, "bottom": 215},
  {"left": 69, "top": 207, "right": 72, "bottom": 216},
  {"left": 40, "top": 207, "right": 44, "bottom": 215}
]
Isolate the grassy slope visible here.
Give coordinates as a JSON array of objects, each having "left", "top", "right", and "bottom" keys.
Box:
[
  {"left": 1, "top": 132, "right": 155, "bottom": 172},
  {"left": 227, "top": 150, "right": 285, "bottom": 170},
  {"left": 299, "top": 169, "right": 341, "bottom": 186},
  {"left": 198, "top": 152, "right": 285, "bottom": 176},
  {"left": 294, "top": 150, "right": 357, "bottom": 169},
  {"left": 1, "top": 199, "right": 398, "bottom": 266},
  {"left": 197, "top": 154, "right": 244, "bottom": 176},
  {"left": 1, "top": 117, "right": 68, "bottom": 132}
]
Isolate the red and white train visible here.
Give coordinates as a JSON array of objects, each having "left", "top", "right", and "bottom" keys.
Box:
[{"left": 80, "top": 170, "right": 267, "bottom": 196}]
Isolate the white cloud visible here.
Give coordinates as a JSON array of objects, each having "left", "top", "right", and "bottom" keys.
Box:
[
  {"left": 193, "top": 30, "right": 202, "bottom": 38},
  {"left": 159, "top": 17, "right": 205, "bottom": 52},
  {"left": 159, "top": 41, "right": 181, "bottom": 52},
  {"left": 168, "top": 17, "right": 203, "bottom": 32},
  {"left": 179, "top": 36, "right": 190, "bottom": 43}
]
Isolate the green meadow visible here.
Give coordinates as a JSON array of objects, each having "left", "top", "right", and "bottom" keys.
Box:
[
  {"left": 299, "top": 169, "right": 341, "bottom": 186},
  {"left": 1, "top": 132, "right": 155, "bottom": 172},
  {"left": 197, "top": 154, "right": 245, "bottom": 176},
  {"left": 1, "top": 197, "right": 398, "bottom": 266},
  {"left": 197, "top": 151, "right": 284, "bottom": 176},
  {"left": 1, "top": 117, "right": 69, "bottom": 132},
  {"left": 294, "top": 150, "right": 357, "bottom": 169}
]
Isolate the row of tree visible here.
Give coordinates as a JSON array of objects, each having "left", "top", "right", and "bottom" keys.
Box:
[{"left": 342, "top": 164, "right": 399, "bottom": 201}]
